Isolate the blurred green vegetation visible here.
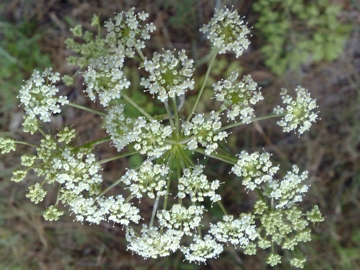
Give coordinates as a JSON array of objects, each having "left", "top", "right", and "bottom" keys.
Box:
[
  {"left": 159, "top": 0, "right": 197, "bottom": 30},
  {"left": 253, "top": 0, "right": 352, "bottom": 75},
  {"left": 0, "top": 20, "right": 52, "bottom": 111}
]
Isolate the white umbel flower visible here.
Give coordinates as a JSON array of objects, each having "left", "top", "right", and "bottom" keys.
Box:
[
  {"left": 126, "top": 225, "right": 183, "bottom": 259},
  {"left": 273, "top": 86, "right": 319, "bottom": 135},
  {"left": 264, "top": 165, "right": 309, "bottom": 209},
  {"left": 213, "top": 71, "right": 263, "bottom": 123},
  {"left": 178, "top": 165, "right": 221, "bottom": 203},
  {"left": 83, "top": 52, "right": 130, "bottom": 107},
  {"left": 181, "top": 235, "right": 223, "bottom": 264},
  {"left": 183, "top": 111, "right": 227, "bottom": 155},
  {"left": 121, "top": 160, "right": 169, "bottom": 199},
  {"left": 231, "top": 151, "right": 279, "bottom": 190},
  {"left": 105, "top": 104, "right": 135, "bottom": 151},
  {"left": 157, "top": 204, "right": 205, "bottom": 235},
  {"left": 209, "top": 214, "right": 258, "bottom": 247},
  {"left": 104, "top": 8, "right": 156, "bottom": 58},
  {"left": 200, "top": 7, "right": 250, "bottom": 57},
  {"left": 18, "top": 68, "right": 68, "bottom": 122},
  {"left": 141, "top": 49, "right": 195, "bottom": 102}
]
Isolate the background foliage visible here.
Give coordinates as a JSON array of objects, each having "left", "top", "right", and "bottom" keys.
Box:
[{"left": 252, "top": 0, "right": 351, "bottom": 75}]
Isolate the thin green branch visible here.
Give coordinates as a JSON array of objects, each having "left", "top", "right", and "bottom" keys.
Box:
[
  {"left": 99, "top": 150, "right": 138, "bottom": 164},
  {"left": 74, "top": 136, "right": 111, "bottom": 151},
  {"left": 187, "top": 47, "right": 218, "bottom": 122},
  {"left": 67, "top": 102, "right": 106, "bottom": 117},
  {"left": 14, "top": 141, "right": 38, "bottom": 148},
  {"left": 55, "top": 184, "right": 61, "bottom": 206},
  {"left": 97, "top": 151, "right": 139, "bottom": 196},
  {"left": 217, "top": 201, "right": 228, "bottom": 215},
  {"left": 172, "top": 96, "right": 180, "bottom": 138},
  {"left": 122, "top": 93, "right": 153, "bottom": 120},
  {"left": 164, "top": 100, "right": 175, "bottom": 130},
  {"left": 218, "top": 114, "right": 284, "bottom": 132},
  {"left": 37, "top": 127, "right": 46, "bottom": 137},
  {"left": 135, "top": 46, "right": 146, "bottom": 62},
  {"left": 255, "top": 188, "right": 269, "bottom": 207},
  {"left": 149, "top": 195, "right": 160, "bottom": 230},
  {"left": 194, "top": 147, "right": 237, "bottom": 165}
]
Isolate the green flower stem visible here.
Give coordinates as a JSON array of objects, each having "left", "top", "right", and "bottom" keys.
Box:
[
  {"left": 55, "top": 184, "right": 61, "bottom": 206},
  {"left": 179, "top": 145, "right": 194, "bottom": 167},
  {"left": 172, "top": 97, "right": 180, "bottom": 138},
  {"left": 218, "top": 113, "right": 285, "bottom": 132},
  {"left": 97, "top": 152, "right": 139, "bottom": 197},
  {"left": 194, "top": 148, "right": 237, "bottom": 165},
  {"left": 122, "top": 93, "right": 153, "bottom": 120},
  {"left": 217, "top": 201, "right": 228, "bottom": 215},
  {"left": 97, "top": 178, "right": 122, "bottom": 197},
  {"left": 14, "top": 141, "right": 38, "bottom": 148},
  {"left": 74, "top": 136, "right": 111, "bottom": 151},
  {"left": 255, "top": 188, "right": 269, "bottom": 207},
  {"left": 153, "top": 113, "right": 169, "bottom": 120},
  {"left": 41, "top": 178, "right": 47, "bottom": 186},
  {"left": 125, "top": 194, "right": 134, "bottom": 203},
  {"left": 99, "top": 150, "right": 138, "bottom": 164},
  {"left": 163, "top": 171, "right": 173, "bottom": 212},
  {"left": 163, "top": 149, "right": 176, "bottom": 211},
  {"left": 164, "top": 100, "right": 175, "bottom": 130},
  {"left": 27, "top": 161, "right": 44, "bottom": 172},
  {"left": 135, "top": 46, "right": 146, "bottom": 62},
  {"left": 38, "top": 127, "right": 46, "bottom": 137},
  {"left": 67, "top": 102, "right": 106, "bottom": 117},
  {"left": 165, "top": 137, "right": 192, "bottom": 146},
  {"left": 187, "top": 47, "right": 219, "bottom": 122},
  {"left": 70, "top": 69, "right": 81, "bottom": 81},
  {"left": 149, "top": 195, "right": 160, "bottom": 230}
]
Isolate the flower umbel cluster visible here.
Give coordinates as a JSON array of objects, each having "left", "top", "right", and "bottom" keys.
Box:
[
  {"left": 141, "top": 49, "right": 195, "bottom": 102},
  {"left": 18, "top": 68, "right": 68, "bottom": 122},
  {"left": 200, "top": 7, "right": 251, "bottom": 57},
  {"left": 213, "top": 71, "right": 263, "bottom": 123},
  {"left": 0, "top": 6, "right": 323, "bottom": 268},
  {"left": 104, "top": 8, "right": 156, "bottom": 57},
  {"left": 274, "top": 87, "right": 319, "bottom": 135}
]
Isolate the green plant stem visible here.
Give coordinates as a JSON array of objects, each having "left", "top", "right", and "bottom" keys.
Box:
[
  {"left": 163, "top": 172, "right": 172, "bottom": 212},
  {"left": 149, "top": 195, "right": 160, "bottom": 230},
  {"left": 125, "top": 194, "right": 133, "bottom": 203},
  {"left": 97, "top": 152, "right": 139, "bottom": 197},
  {"left": 122, "top": 93, "right": 153, "bottom": 120},
  {"left": 135, "top": 47, "right": 146, "bottom": 62},
  {"left": 164, "top": 100, "right": 175, "bottom": 130},
  {"left": 67, "top": 102, "right": 106, "bottom": 117},
  {"left": 14, "top": 141, "right": 38, "bottom": 148},
  {"left": 97, "top": 178, "right": 122, "bottom": 197},
  {"left": 38, "top": 127, "right": 46, "bottom": 137},
  {"left": 162, "top": 154, "right": 172, "bottom": 212},
  {"left": 179, "top": 145, "right": 194, "bottom": 167},
  {"left": 255, "top": 188, "right": 269, "bottom": 207},
  {"left": 74, "top": 136, "right": 111, "bottom": 151},
  {"left": 55, "top": 184, "right": 61, "bottom": 206},
  {"left": 99, "top": 150, "right": 138, "bottom": 164},
  {"left": 165, "top": 137, "right": 191, "bottom": 145},
  {"left": 194, "top": 147, "right": 237, "bottom": 165},
  {"left": 217, "top": 201, "right": 228, "bottom": 215},
  {"left": 187, "top": 47, "right": 218, "bottom": 122},
  {"left": 218, "top": 114, "right": 284, "bottom": 132},
  {"left": 172, "top": 97, "right": 180, "bottom": 138}
]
